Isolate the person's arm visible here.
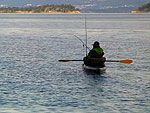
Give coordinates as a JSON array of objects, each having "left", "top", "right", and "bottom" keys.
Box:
[{"left": 101, "top": 52, "right": 104, "bottom": 57}]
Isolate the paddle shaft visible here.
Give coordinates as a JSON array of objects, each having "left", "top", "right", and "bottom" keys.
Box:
[
  {"left": 106, "top": 60, "right": 119, "bottom": 62},
  {"left": 68, "top": 60, "right": 83, "bottom": 61},
  {"left": 58, "top": 60, "right": 83, "bottom": 62}
]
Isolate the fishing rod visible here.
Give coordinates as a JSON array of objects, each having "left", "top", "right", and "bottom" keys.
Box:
[
  {"left": 64, "top": 32, "right": 90, "bottom": 50},
  {"left": 85, "top": 15, "right": 88, "bottom": 56},
  {"left": 59, "top": 15, "right": 89, "bottom": 53},
  {"left": 73, "top": 34, "right": 90, "bottom": 50}
]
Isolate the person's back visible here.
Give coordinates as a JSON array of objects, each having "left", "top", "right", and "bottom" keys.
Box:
[
  {"left": 84, "top": 41, "right": 105, "bottom": 67},
  {"left": 88, "top": 41, "right": 104, "bottom": 58}
]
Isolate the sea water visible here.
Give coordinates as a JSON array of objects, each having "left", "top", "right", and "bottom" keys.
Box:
[{"left": 0, "top": 13, "right": 150, "bottom": 113}]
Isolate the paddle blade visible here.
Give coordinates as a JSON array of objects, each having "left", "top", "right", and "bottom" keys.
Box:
[{"left": 119, "top": 60, "right": 133, "bottom": 64}]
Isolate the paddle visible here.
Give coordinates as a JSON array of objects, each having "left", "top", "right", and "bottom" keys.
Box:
[
  {"left": 106, "top": 60, "right": 133, "bottom": 64},
  {"left": 58, "top": 59, "right": 133, "bottom": 64}
]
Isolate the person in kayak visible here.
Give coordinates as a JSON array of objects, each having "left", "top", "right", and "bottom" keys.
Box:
[
  {"left": 88, "top": 41, "right": 104, "bottom": 58},
  {"left": 84, "top": 41, "right": 105, "bottom": 67}
]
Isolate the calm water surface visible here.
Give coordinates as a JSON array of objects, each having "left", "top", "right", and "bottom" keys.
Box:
[{"left": 0, "top": 13, "right": 150, "bottom": 113}]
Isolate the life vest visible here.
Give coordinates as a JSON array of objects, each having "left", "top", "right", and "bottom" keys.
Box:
[{"left": 88, "top": 47, "right": 104, "bottom": 59}]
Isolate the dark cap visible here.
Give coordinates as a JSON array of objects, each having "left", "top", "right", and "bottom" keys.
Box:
[{"left": 93, "top": 41, "right": 100, "bottom": 47}]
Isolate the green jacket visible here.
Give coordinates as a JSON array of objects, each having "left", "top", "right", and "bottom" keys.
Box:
[{"left": 88, "top": 47, "right": 104, "bottom": 59}]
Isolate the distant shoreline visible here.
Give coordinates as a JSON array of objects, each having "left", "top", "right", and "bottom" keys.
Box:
[
  {"left": 131, "top": 11, "right": 150, "bottom": 13},
  {"left": 0, "top": 11, "right": 81, "bottom": 14},
  {"left": 0, "top": 5, "right": 80, "bottom": 14},
  {"left": 0, "top": 12, "right": 150, "bottom": 14},
  {"left": 131, "top": 3, "right": 150, "bottom": 13}
]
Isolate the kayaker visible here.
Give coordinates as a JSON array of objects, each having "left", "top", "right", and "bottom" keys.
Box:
[
  {"left": 87, "top": 41, "right": 104, "bottom": 58},
  {"left": 84, "top": 41, "right": 105, "bottom": 67}
]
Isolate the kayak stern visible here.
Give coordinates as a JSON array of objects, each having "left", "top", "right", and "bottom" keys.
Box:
[{"left": 82, "top": 64, "right": 106, "bottom": 74}]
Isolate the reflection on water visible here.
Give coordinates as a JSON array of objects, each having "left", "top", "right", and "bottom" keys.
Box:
[{"left": 0, "top": 13, "right": 150, "bottom": 113}]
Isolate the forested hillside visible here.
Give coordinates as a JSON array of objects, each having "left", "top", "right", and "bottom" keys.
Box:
[
  {"left": 136, "top": 3, "right": 150, "bottom": 12},
  {"left": 0, "top": 4, "right": 80, "bottom": 13}
]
